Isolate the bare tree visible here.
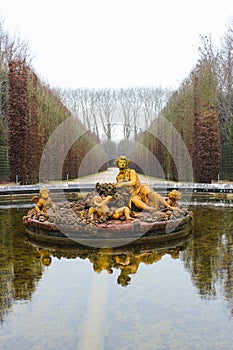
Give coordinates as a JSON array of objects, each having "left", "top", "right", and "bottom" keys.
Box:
[
  {"left": 0, "top": 17, "right": 31, "bottom": 66},
  {"left": 117, "top": 87, "right": 171, "bottom": 141},
  {"left": 78, "top": 88, "right": 93, "bottom": 130},
  {"left": 89, "top": 89, "right": 100, "bottom": 139},
  {"left": 118, "top": 88, "right": 134, "bottom": 140},
  {"left": 131, "top": 87, "right": 143, "bottom": 140},
  {"left": 55, "top": 87, "right": 100, "bottom": 139},
  {"left": 96, "top": 88, "right": 116, "bottom": 140},
  {"left": 139, "top": 87, "right": 171, "bottom": 129},
  {"left": 55, "top": 87, "right": 81, "bottom": 118}
]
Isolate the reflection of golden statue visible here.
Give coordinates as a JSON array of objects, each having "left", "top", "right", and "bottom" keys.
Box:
[
  {"left": 115, "top": 155, "right": 176, "bottom": 212},
  {"left": 115, "top": 254, "right": 139, "bottom": 272},
  {"left": 89, "top": 250, "right": 114, "bottom": 274},
  {"left": 31, "top": 187, "right": 53, "bottom": 213},
  {"left": 117, "top": 270, "right": 131, "bottom": 287},
  {"left": 36, "top": 247, "right": 52, "bottom": 266},
  {"left": 28, "top": 239, "right": 187, "bottom": 288},
  {"left": 113, "top": 254, "right": 139, "bottom": 287},
  {"left": 88, "top": 195, "right": 133, "bottom": 220}
]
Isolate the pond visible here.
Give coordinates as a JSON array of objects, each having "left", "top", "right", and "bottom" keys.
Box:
[{"left": 0, "top": 202, "right": 233, "bottom": 350}]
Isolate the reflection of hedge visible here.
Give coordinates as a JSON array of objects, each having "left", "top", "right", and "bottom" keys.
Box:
[{"left": 7, "top": 60, "right": 107, "bottom": 184}]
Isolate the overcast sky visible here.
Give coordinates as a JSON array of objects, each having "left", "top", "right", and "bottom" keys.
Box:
[{"left": 0, "top": 0, "right": 232, "bottom": 90}]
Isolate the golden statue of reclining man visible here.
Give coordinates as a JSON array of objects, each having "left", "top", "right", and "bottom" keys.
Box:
[{"left": 115, "top": 155, "right": 179, "bottom": 212}]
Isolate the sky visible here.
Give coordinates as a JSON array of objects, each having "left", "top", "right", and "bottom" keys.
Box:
[{"left": 0, "top": 0, "right": 232, "bottom": 90}]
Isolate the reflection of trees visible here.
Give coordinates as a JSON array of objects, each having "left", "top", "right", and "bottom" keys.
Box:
[
  {"left": 217, "top": 208, "right": 233, "bottom": 316},
  {"left": 181, "top": 206, "right": 233, "bottom": 315},
  {"left": 0, "top": 209, "right": 44, "bottom": 323}
]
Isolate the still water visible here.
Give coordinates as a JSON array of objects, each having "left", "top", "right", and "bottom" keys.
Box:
[{"left": 0, "top": 202, "right": 232, "bottom": 350}]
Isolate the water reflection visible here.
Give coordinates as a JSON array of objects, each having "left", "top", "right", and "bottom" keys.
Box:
[
  {"left": 26, "top": 240, "right": 188, "bottom": 288},
  {"left": 0, "top": 204, "right": 232, "bottom": 327},
  {"left": 0, "top": 209, "right": 46, "bottom": 323},
  {"left": 181, "top": 206, "right": 233, "bottom": 316}
]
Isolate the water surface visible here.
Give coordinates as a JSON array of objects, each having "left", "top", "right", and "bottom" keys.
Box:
[{"left": 0, "top": 204, "right": 232, "bottom": 350}]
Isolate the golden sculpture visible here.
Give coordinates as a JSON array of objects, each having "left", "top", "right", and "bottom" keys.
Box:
[
  {"left": 115, "top": 155, "right": 176, "bottom": 212},
  {"left": 24, "top": 155, "right": 184, "bottom": 226},
  {"left": 115, "top": 155, "right": 141, "bottom": 195},
  {"left": 31, "top": 187, "right": 53, "bottom": 213},
  {"left": 166, "top": 189, "right": 181, "bottom": 208},
  {"left": 36, "top": 247, "right": 52, "bottom": 266},
  {"left": 88, "top": 194, "right": 133, "bottom": 220}
]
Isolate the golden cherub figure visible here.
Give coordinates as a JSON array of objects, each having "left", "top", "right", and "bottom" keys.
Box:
[
  {"left": 166, "top": 190, "right": 181, "bottom": 209},
  {"left": 88, "top": 195, "right": 133, "bottom": 220},
  {"left": 31, "top": 187, "right": 53, "bottom": 213}
]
